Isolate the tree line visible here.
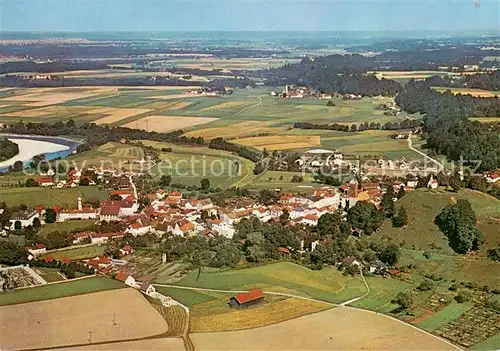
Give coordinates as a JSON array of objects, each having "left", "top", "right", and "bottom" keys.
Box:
[{"left": 293, "top": 119, "right": 422, "bottom": 132}]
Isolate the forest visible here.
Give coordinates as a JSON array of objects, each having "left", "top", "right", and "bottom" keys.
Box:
[
  {"left": 396, "top": 78, "right": 500, "bottom": 171},
  {"left": 0, "top": 138, "right": 19, "bottom": 162}
]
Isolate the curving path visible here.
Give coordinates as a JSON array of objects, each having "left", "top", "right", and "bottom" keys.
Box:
[{"left": 408, "top": 133, "right": 444, "bottom": 173}]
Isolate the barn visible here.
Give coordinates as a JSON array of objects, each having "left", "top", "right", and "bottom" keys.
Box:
[{"left": 229, "top": 288, "right": 264, "bottom": 309}]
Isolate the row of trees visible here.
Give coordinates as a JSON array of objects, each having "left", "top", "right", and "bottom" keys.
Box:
[{"left": 293, "top": 119, "right": 422, "bottom": 132}]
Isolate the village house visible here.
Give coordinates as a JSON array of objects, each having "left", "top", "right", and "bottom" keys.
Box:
[
  {"left": 25, "top": 243, "right": 47, "bottom": 257},
  {"left": 36, "top": 177, "right": 55, "bottom": 187},
  {"left": 125, "top": 219, "right": 152, "bottom": 236},
  {"left": 90, "top": 232, "right": 125, "bottom": 244},
  {"left": 9, "top": 209, "right": 40, "bottom": 230},
  {"left": 427, "top": 175, "right": 439, "bottom": 189}
]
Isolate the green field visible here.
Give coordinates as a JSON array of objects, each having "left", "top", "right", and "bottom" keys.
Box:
[
  {"left": 375, "top": 188, "right": 500, "bottom": 255},
  {"left": 157, "top": 262, "right": 367, "bottom": 304},
  {"left": 141, "top": 140, "right": 256, "bottom": 189},
  {"left": 0, "top": 186, "right": 109, "bottom": 207},
  {"left": 41, "top": 245, "right": 107, "bottom": 261},
  {"left": 37, "top": 220, "right": 96, "bottom": 237},
  {"left": 0, "top": 277, "right": 124, "bottom": 306}
]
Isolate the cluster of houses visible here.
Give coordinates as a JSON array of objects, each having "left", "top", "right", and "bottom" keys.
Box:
[
  {"left": 185, "top": 86, "right": 233, "bottom": 96},
  {"left": 271, "top": 85, "right": 332, "bottom": 100},
  {"left": 35, "top": 166, "right": 132, "bottom": 189}
]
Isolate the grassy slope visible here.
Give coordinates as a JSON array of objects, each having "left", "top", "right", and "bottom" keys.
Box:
[
  {"left": 0, "top": 277, "right": 125, "bottom": 306},
  {"left": 40, "top": 245, "right": 107, "bottom": 260},
  {"left": 0, "top": 186, "right": 108, "bottom": 207},
  {"left": 157, "top": 262, "right": 366, "bottom": 304},
  {"left": 375, "top": 188, "right": 500, "bottom": 254},
  {"left": 37, "top": 220, "right": 95, "bottom": 237}
]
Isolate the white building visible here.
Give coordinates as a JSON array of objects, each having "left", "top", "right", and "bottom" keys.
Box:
[{"left": 9, "top": 210, "right": 40, "bottom": 230}]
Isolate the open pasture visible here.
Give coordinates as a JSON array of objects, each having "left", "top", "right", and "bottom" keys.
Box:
[
  {"left": 233, "top": 135, "right": 321, "bottom": 151},
  {"left": 0, "top": 288, "right": 168, "bottom": 350},
  {"left": 41, "top": 244, "right": 107, "bottom": 261},
  {"left": 191, "top": 307, "right": 458, "bottom": 350},
  {"left": 185, "top": 120, "right": 285, "bottom": 140},
  {"left": 0, "top": 186, "right": 108, "bottom": 207},
  {"left": 432, "top": 86, "right": 499, "bottom": 97},
  {"left": 123, "top": 115, "right": 219, "bottom": 132},
  {"left": 65, "top": 142, "right": 144, "bottom": 167},
  {"left": 161, "top": 262, "right": 367, "bottom": 304}
]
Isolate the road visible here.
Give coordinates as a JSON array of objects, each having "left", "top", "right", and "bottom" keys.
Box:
[
  {"left": 128, "top": 174, "right": 138, "bottom": 199},
  {"left": 408, "top": 132, "right": 444, "bottom": 173},
  {"left": 339, "top": 268, "right": 370, "bottom": 306}
]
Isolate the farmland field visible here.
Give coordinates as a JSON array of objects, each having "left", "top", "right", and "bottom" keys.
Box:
[
  {"left": 157, "top": 262, "right": 367, "bottom": 304},
  {"left": 40, "top": 244, "right": 107, "bottom": 261},
  {"left": 0, "top": 186, "right": 109, "bottom": 207},
  {"left": 233, "top": 135, "right": 321, "bottom": 151},
  {"left": 432, "top": 86, "right": 500, "bottom": 97},
  {"left": 141, "top": 140, "right": 256, "bottom": 188},
  {"left": 0, "top": 276, "right": 124, "bottom": 306},
  {"left": 191, "top": 307, "right": 458, "bottom": 350},
  {"left": 37, "top": 219, "right": 96, "bottom": 237},
  {"left": 0, "top": 86, "right": 418, "bottom": 159},
  {"left": 0, "top": 288, "right": 168, "bottom": 350}
]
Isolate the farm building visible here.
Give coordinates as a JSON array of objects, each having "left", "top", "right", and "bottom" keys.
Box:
[{"left": 229, "top": 288, "right": 264, "bottom": 309}]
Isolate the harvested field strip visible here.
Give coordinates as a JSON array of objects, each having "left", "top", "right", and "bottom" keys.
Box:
[
  {"left": 432, "top": 87, "right": 498, "bottom": 97},
  {"left": 0, "top": 288, "right": 168, "bottom": 350},
  {"left": 233, "top": 135, "right": 321, "bottom": 150},
  {"left": 93, "top": 108, "right": 151, "bottom": 125},
  {"left": 145, "top": 94, "right": 198, "bottom": 100},
  {"left": 200, "top": 101, "right": 247, "bottom": 112},
  {"left": 190, "top": 297, "right": 330, "bottom": 333},
  {"left": 123, "top": 115, "right": 218, "bottom": 132},
  {"left": 469, "top": 117, "right": 500, "bottom": 123},
  {"left": 0, "top": 277, "right": 125, "bottom": 306},
  {"left": 184, "top": 120, "right": 283, "bottom": 140}
]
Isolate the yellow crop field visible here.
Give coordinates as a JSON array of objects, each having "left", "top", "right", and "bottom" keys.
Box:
[
  {"left": 123, "top": 115, "right": 219, "bottom": 132},
  {"left": 167, "top": 101, "right": 194, "bottom": 110},
  {"left": 145, "top": 93, "right": 197, "bottom": 100},
  {"left": 233, "top": 135, "right": 321, "bottom": 150},
  {"left": 432, "top": 87, "right": 498, "bottom": 97},
  {"left": 2, "top": 87, "right": 116, "bottom": 107},
  {"left": 0, "top": 288, "right": 169, "bottom": 350},
  {"left": 1, "top": 105, "right": 116, "bottom": 118},
  {"left": 191, "top": 307, "right": 458, "bottom": 350},
  {"left": 200, "top": 101, "right": 247, "bottom": 112},
  {"left": 469, "top": 117, "right": 500, "bottom": 123},
  {"left": 93, "top": 108, "right": 151, "bottom": 125},
  {"left": 185, "top": 120, "right": 283, "bottom": 140},
  {"left": 190, "top": 297, "right": 330, "bottom": 333}
]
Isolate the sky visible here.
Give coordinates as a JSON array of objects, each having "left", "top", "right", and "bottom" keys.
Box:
[{"left": 0, "top": 0, "right": 498, "bottom": 32}]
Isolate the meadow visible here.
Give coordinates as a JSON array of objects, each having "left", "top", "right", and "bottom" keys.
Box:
[
  {"left": 156, "top": 262, "right": 367, "bottom": 304},
  {"left": 40, "top": 244, "right": 107, "bottom": 261},
  {"left": 0, "top": 186, "right": 109, "bottom": 207}
]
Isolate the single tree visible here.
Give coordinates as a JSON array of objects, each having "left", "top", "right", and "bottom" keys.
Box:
[
  {"left": 45, "top": 208, "right": 57, "bottom": 224},
  {"left": 200, "top": 178, "right": 211, "bottom": 191}
]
